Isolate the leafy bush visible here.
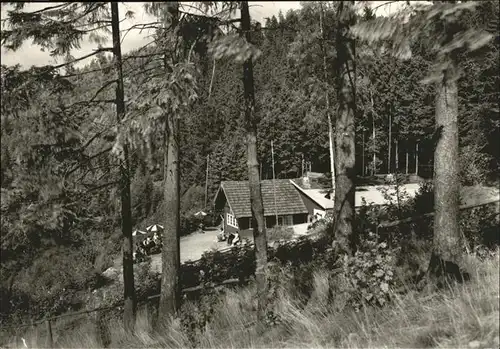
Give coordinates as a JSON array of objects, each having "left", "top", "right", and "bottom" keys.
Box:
[
  {"left": 460, "top": 204, "right": 500, "bottom": 250},
  {"left": 196, "top": 244, "right": 256, "bottom": 286},
  {"left": 5, "top": 247, "right": 110, "bottom": 319},
  {"left": 460, "top": 145, "right": 492, "bottom": 186},
  {"left": 402, "top": 182, "right": 499, "bottom": 250},
  {"left": 134, "top": 259, "right": 160, "bottom": 300},
  {"left": 410, "top": 181, "right": 434, "bottom": 215},
  {"left": 180, "top": 290, "right": 222, "bottom": 345},
  {"left": 338, "top": 232, "right": 400, "bottom": 310},
  {"left": 266, "top": 232, "right": 403, "bottom": 313},
  {"left": 356, "top": 199, "right": 386, "bottom": 231},
  {"left": 266, "top": 225, "right": 294, "bottom": 241},
  {"left": 267, "top": 260, "right": 317, "bottom": 307},
  {"left": 90, "top": 260, "right": 160, "bottom": 311},
  {"left": 177, "top": 232, "right": 331, "bottom": 292},
  {"left": 180, "top": 212, "right": 203, "bottom": 236},
  {"left": 0, "top": 285, "right": 31, "bottom": 324},
  {"left": 307, "top": 212, "right": 334, "bottom": 232},
  {"left": 356, "top": 181, "right": 433, "bottom": 244}
]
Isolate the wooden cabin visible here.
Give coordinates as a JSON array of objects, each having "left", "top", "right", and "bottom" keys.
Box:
[{"left": 214, "top": 179, "right": 309, "bottom": 234}]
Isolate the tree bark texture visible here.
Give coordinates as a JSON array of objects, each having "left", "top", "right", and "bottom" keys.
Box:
[
  {"left": 241, "top": 0, "right": 268, "bottom": 326},
  {"left": 111, "top": 1, "right": 136, "bottom": 333},
  {"left": 157, "top": 0, "right": 181, "bottom": 327},
  {"left": 158, "top": 116, "right": 181, "bottom": 323},
  {"left": 388, "top": 112, "right": 392, "bottom": 173},
  {"left": 430, "top": 58, "right": 462, "bottom": 276},
  {"left": 333, "top": 1, "right": 356, "bottom": 254}
]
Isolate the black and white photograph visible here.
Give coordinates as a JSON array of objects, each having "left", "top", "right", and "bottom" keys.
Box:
[{"left": 1, "top": 1, "right": 499, "bottom": 348}]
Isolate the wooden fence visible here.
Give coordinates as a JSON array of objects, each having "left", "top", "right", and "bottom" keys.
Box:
[
  {"left": 1, "top": 198, "right": 498, "bottom": 347},
  {"left": 0, "top": 279, "right": 244, "bottom": 348}
]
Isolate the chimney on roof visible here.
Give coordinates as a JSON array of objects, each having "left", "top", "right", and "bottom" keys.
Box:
[{"left": 302, "top": 174, "right": 311, "bottom": 189}]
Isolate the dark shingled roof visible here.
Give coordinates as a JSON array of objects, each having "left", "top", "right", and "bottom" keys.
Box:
[{"left": 219, "top": 179, "right": 309, "bottom": 218}]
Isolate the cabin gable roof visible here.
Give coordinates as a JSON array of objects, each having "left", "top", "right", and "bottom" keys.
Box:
[{"left": 216, "top": 179, "right": 309, "bottom": 218}]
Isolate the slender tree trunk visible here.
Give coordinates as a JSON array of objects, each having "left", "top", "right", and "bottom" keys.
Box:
[
  {"left": 415, "top": 142, "right": 419, "bottom": 176},
  {"left": 371, "top": 89, "right": 376, "bottom": 176},
  {"left": 319, "top": 2, "right": 336, "bottom": 195},
  {"left": 328, "top": 116, "right": 335, "bottom": 191},
  {"left": 333, "top": 1, "right": 356, "bottom": 254},
  {"left": 405, "top": 146, "right": 409, "bottom": 175},
  {"left": 395, "top": 138, "right": 399, "bottom": 172},
  {"left": 241, "top": 0, "right": 268, "bottom": 327},
  {"left": 111, "top": 1, "right": 136, "bottom": 333},
  {"left": 158, "top": 1, "right": 181, "bottom": 327},
  {"left": 205, "top": 154, "right": 209, "bottom": 209},
  {"left": 429, "top": 58, "right": 463, "bottom": 279},
  {"left": 388, "top": 112, "right": 392, "bottom": 174},
  {"left": 362, "top": 131, "right": 365, "bottom": 177}
]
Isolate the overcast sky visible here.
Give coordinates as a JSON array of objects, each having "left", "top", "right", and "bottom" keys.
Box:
[{"left": 0, "top": 1, "right": 412, "bottom": 69}]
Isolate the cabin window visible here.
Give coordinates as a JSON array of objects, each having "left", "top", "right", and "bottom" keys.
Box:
[
  {"left": 278, "top": 215, "right": 293, "bottom": 226},
  {"left": 227, "top": 213, "right": 238, "bottom": 228}
]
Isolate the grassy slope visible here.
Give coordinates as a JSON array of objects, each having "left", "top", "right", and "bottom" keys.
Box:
[
  {"left": 14, "top": 250, "right": 499, "bottom": 349},
  {"left": 5, "top": 185, "right": 498, "bottom": 348}
]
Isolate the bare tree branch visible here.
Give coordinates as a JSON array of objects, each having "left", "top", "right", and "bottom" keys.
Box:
[
  {"left": 31, "top": 3, "right": 72, "bottom": 14},
  {"left": 64, "top": 146, "right": 113, "bottom": 179},
  {"left": 49, "top": 48, "right": 111, "bottom": 71},
  {"left": 88, "top": 79, "right": 117, "bottom": 103}
]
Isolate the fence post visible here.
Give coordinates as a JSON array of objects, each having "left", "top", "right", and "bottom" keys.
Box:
[
  {"left": 95, "top": 309, "right": 111, "bottom": 348},
  {"left": 146, "top": 300, "right": 155, "bottom": 331},
  {"left": 45, "top": 319, "right": 53, "bottom": 348},
  {"left": 31, "top": 319, "right": 38, "bottom": 347}
]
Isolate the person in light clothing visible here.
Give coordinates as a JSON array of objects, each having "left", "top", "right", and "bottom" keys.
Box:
[
  {"left": 153, "top": 231, "right": 160, "bottom": 245},
  {"left": 217, "top": 227, "right": 226, "bottom": 242},
  {"left": 232, "top": 231, "right": 241, "bottom": 246}
]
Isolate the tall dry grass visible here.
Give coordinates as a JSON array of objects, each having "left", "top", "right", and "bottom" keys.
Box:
[{"left": 5, "top": 250, "right": 499, "bottom": 349}]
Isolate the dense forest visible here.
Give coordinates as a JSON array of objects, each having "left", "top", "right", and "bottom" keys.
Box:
[{"left": 0, "top": 1, "right": 499, "bottom": 347}]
